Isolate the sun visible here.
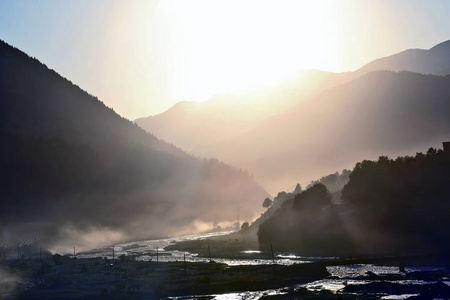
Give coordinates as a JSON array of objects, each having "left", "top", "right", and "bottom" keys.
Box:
[{"left": 158, "top": 0, "right": 339, "bottom": 101}]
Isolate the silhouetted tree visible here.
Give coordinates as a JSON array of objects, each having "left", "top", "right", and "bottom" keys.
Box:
[
  {"left": 262, "top": 198, "right": 273, "bottom": 209},
  {"left": 293, "top": 183, "right": 302, "bottom": 194},
  {"left": 341, "top": 149, "right": 450, "bottom": 253},
  {"left": 293, "top": 183, "right": 331, "bottom": 211},
  {"left": 258, "top": 183, "right": 352, "bottom": 256},
  {"left": 307, "top": 170, "right": 351, "bottom": 193},
  {"left": 241, "top": 222, "right": 249, "bottom": 231}
]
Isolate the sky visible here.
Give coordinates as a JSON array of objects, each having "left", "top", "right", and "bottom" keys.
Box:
[{"left": 1, "top": 0, "right": 450, "bottom": 120}]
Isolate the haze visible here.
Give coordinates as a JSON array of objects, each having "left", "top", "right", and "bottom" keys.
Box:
[
  {"left": 2, "top": 1, "right": 450, "bottom": 251},
  {"left": 1, "top": 0, "right": 450, "bottom": 119},
  {"left": 2, "top": 2, "right": 450, "bottom": 299}
]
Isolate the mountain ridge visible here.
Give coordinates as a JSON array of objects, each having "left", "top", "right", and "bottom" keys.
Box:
[
  {"left": 0, "top": 39, "right": 269, "bottom": 250},
  {"left": 134, "top": 40, "right": 450, "bottom": 193},
  {"left": 135, "top": 68, "right": 354, "bottom": 153},
  {"left": 204, "top": 70, "right": 450, "bottom": 192},
  {"left": 356, "top": 39, "right": 450, "bottom": 75},
  {"left": 429, "top": 39, "right": 450, "bottom": 51}
]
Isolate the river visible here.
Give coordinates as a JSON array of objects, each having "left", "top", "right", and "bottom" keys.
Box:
[
  {"left": 78, "top": 231, "right": 308, "bottom": 266},
  {"left": 79, "top": 231, "right": 450, "bottom": 299}
]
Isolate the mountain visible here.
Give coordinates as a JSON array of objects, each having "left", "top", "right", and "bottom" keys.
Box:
[
  {"left": 0, "top": 40, "right": 269, "bottom": 250},
  {"left": 135, "top": 69, "right": 354, "bottom": 153},
  {"left": 356, "top": 40, "right": 450, "bottom": 76},
  {"left": 135, "top": 40, "right": 450, "bottom": 194},
  {"left": 201, "top": 71, "right": 450, "bottom": 193}
]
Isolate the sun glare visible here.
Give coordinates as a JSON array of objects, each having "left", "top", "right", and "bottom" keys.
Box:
[{"left": 159, "top": 0, "right": 338, "bottom": 101}]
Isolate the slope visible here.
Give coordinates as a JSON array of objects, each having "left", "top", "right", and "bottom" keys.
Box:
[
  {"left": 0, "top": 40, "right": 269, "bottom": 250},
  {"left": 135, "top": 69, "right": 354, "bottom": 153},
  {"left": 205, "top": 71, "right": 450, "bottom": 193},
  {"left": 135, "top": 40, "right": 450, "bottom": 159},
  {"left": 258, "top": 149, "right": 450, "bottom": 255},
  {"left": 356, "top": 40, "right": 450, "bottom": 76},
  {"left": 135, "top": 40, "right": 450, "bottom": 194}
]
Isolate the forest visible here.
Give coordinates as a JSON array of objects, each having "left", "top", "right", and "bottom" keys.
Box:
[
  {"left": 0, "top": 39, "right": 269, "bottom": 249},
  {"left": 258, "top": 147, "right": 450, "bottom": 255}
]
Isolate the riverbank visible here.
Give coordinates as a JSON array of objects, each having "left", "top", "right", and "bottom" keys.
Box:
[
  {"left": 164, "top": 231, "right": 450, "bottom": 299},
  {"left": 3, "top": 252, "right": 450, "bottom": 299},
  {"left": 2, "top": 254, "right": 330, "bottom": 299},
  {"left": 4, "top": 228, "right": 450, "bottom": 300},
  {"left": 164, "top": 230, "right": 268, "bottom": 260}
]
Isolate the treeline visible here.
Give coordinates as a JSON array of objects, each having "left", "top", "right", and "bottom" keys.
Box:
[
  {"left": 258, "top": 148, "right": 450, "bottom": 255},
  {"left": 341, "top": 148, "right": 450, "bottom": 254},
  {"left": 306, "top": 169, "right": 350, "bottom": 193},
  {"left": 258, "top": 183, "right": 352, "bottom": 256}
]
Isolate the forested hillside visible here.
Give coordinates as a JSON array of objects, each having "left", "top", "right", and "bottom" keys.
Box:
[
  {"left": 340, "top": 148, "right": 450, "bottom": 254},
  {"left": 0, "top": 40, "right": 269, "bottom": 250},
  {"left": 258, "top": 147, "right": 450, "bottom": 255}
]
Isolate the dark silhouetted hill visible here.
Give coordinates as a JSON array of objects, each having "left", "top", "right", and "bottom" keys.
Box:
[
  {"left": 0, "top": 40, "right": 269, "bottom": 250},
  {"left": 258, "top": 183, "right": 353, "bottom": 256},
  {"left": 340, "top": 149, "right": 450, "bottom": 254},
  {"left": 258, "top": 148, "right": 450, "bottom": 255}
]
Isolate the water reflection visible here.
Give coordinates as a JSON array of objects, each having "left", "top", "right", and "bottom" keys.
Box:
[
  {"left": 79, "top": 231, "right": 308, "bottom": 265},
  {"left": 240, "top": 250, "right": 262, "bottom": 254},
  {"left": 380, "top": 295, "right": 420, "bottom": 299},
  {"left": 80, "top": 232, "right": 450, "bottom": 300},
  {"left": 170, "top": 288, "right": 287, "bottom": 300}
]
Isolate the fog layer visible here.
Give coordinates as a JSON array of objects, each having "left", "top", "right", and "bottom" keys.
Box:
[{"left": 136, "top": 40, "right": 450, "bottom": 194}]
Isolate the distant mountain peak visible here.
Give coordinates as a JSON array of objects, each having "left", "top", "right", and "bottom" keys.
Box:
[
  {"left": 429, "top": 39, "right": 450, "bottom": 52},
  {"left": 356, "top": 39, "right": 450, "bottom": 76}
]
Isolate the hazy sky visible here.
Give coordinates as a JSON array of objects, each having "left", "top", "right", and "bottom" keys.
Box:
[{"left": 1, "top": 0, "right": 450, "bottom": 120}]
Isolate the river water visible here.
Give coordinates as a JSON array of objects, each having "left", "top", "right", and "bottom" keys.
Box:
[
  {"left": 79, "top": 231, "right": 307, "bottom": 266},
  {"left": 79, "top": 231, "right": 450, "bottom": 299}
]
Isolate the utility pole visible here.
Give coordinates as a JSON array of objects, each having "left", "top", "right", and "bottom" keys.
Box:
[
  {"left": 237, "top": 205, "right": 240, "bottom": 229},
  {"left": 270, "top": 244, "right": 275, "bottom": 264}
]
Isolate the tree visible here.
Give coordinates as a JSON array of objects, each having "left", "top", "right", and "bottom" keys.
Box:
[
  {"left": 293, "top": 183, "right": 331, "bottom": 211},
  {"left": 293, "top": 183, "right": 302, "bottom": 194},
  {"left": 258, "top": 184, "right": 351, "bottom": 256},
  {"left": 241, "top": 222, "right": 249, "bottom": 231},
  {"left": 340, "top": 149, "right": 450, "bottom": 253},
  {"left": 262, "top": 197, "right": 273, "bottom": 209}
]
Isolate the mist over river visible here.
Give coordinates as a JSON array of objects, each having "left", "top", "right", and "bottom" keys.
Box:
[
  {"left": 78, "top": 231, "right": 306, "bottom": 266},
  {"left": 78, "top": 231, "right": 450, "bottom": 299}
]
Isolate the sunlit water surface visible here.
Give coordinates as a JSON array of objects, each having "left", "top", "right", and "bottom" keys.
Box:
[
  {"left": 79, "top": 232, "right": 449, "bottom": 299},
  {"left": 79, "top": 231, "right": 307, "bottom": 266}
]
